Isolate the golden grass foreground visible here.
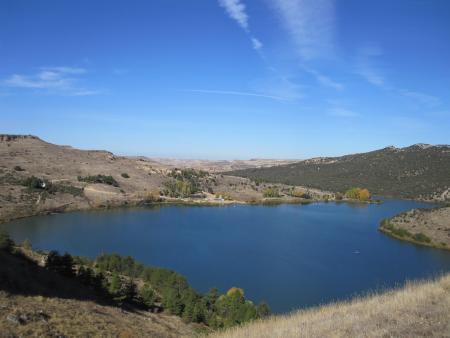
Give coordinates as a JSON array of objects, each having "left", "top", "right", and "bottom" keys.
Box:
[{"left": 210, "top": 274, "right": 450, "bottom": 338}]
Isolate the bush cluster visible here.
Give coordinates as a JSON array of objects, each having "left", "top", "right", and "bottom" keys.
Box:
[
  {"left": 21, "top": 176, "right": 83, "bottom": 196},
  {"left": 91, "top": 253, "right": 270, "bottom": 327},
  {"left": 344, "top": 187, "right": 371, "bottom": 201},
  {"left": 263, "top": 187, "right": 280, "bottom": 198},
  {"left": 78, "top": 175, "right": 119, "bottom": 187},
  {"left": 162, "top": 169, "right": 207, "bottom": 198}
]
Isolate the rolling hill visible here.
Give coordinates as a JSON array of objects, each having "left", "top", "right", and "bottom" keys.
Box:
[{"left": 228, "top": 144, "right": 450, "bottom": 201}]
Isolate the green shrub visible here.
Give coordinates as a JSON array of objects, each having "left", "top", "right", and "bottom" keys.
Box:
[
  {"left": 78, "top": 175, "right": 119, "bottom": 187},
  {"left": 14, "top": 165, "right": 25, "bottom": 171},
  {"left": 391, "top": 227, "right": 411, "bottom": 238},
  {"left": 21, "top": 176, "right": 46, "bottom": 189},
  {"left": 413, "top": 233, "right": 431, "bottom": 243},
  {"left": 263, "top": 187, "right": 280, "bottom": 198},
  {"left": 139, "top": 284, "right": 156, "bottom": 307},
  {"left": 121, "top": 173, "right": 130, "bottom": 178}
]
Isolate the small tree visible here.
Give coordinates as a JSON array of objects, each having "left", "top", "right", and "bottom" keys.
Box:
[
  {"left": 45, "top": 251, "right": 75, "bottom": 277},
  {"left": 109, "top": 272, "right": 123, "bottom": 299},
  {"left": 256, "top": 302, "right": 271, "bottom": 318},
  {"left": 139, "top": 284, "right": 156, "bottom": 307},
  {"left": 345, "top": 187, "right": 371, "bottom": 201},
  {"left": 60, "top": 253, "right": 76, "bottom": 277},
  {"left": 123, "top": 278, "right": 137, "bottom": 303},
  {"left": 263, "top": 187, "right": 280, "bottom": 198}
]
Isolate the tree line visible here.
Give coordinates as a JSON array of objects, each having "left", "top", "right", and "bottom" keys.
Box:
[{"left": 0, "top": 232, "right": 270, "bottom": 329}]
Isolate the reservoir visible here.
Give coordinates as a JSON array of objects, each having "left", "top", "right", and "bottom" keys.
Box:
[{"left": 2, "top": 199, "right": 450, "bottom": 313}]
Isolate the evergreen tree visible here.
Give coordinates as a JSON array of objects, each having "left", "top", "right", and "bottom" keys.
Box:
[
  {"left": 192, "top": 301, "right": 206, "bottom": 323},
  {"left": 78, "top": 266, "right": 94, "bottom": 286},
  {"left": 206, "top": 287, "right": 219, "bottom": 310},
  {"left": 122, "top": 278, "right": 137, "bottom": 303},
  {"left": 139, "top": 284, "right": 156, "bottom": 308},
  {"left": 60, "top": 253, "right": 75, "bottom": 277},
  {"left": 163, "top": 288, "right": 183, "bottom": 316},
  {"left": 109, "top": 272, "right": 121, "bottom": 294}
]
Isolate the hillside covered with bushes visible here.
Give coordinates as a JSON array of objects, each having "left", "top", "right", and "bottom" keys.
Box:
[
  {"left": 0, "top": 231, "right": 269, "bottom": 336},
  {"left": 229, "top": 144, "right": 450, "bottom": 201}
]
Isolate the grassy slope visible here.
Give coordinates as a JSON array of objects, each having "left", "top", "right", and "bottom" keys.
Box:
[
  {"left": 0, "top": 249, "right": 195, "bottom": 337},
  {"left": 212, "top": 274, "right": 450, "bottom": 338},
  {"left": 229, "top": 145, "right": 450, "bottom": 201}
]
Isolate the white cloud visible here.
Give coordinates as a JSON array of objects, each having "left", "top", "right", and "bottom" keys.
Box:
[
  {"left": 2, "top": 66, "right": 101, "bottom": 96},
  {"left": 218, "top": 0, "right": 249, "bottom": 30},
  {"left": 3, "top": 72, "right": 68, "bottom": 89},
  {"left": 251, "top": 37, "right": 263, "bottom": 50},
  {"left": 270, "top": 0, "right": 335, "bottom": 60},
  {"left": 218, "top": 0, "right": 263, "bottom": 52}
]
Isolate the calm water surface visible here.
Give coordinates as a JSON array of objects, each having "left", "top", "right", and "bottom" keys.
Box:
[{"left": 2, "top": 199, "right": 450, "bottom": 313}]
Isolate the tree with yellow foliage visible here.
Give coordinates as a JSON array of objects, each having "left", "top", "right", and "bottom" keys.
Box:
[{"left": 345, "top": 187, "right": 371, "bottom": 201}]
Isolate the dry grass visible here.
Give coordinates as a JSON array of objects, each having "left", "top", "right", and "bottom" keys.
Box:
[
  {"left": 0, "top": 249, "right": 198, "bottom": 337},
  {"left": 386, "top": 207, "right": 450, "bottom": 250},
  {"left": 0, "top": 292, "right": 196, "bottom": 338},
  {"left": 211, "top": 274, "right": 450, "bottom": 338}
]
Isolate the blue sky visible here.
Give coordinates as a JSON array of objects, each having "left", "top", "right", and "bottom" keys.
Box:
[{"left": 1, "top": 0, "right": 449, "bottom": 159}]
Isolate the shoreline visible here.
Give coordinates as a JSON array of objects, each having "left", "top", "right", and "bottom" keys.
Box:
[
  {"left": 379, "top": 226, "right": 450, "bottom": 251},
  {"left": 378, "top": 206, "right": 450, "bottom": 251},
  {"left": 0, "top": 195, "right": 384, "bottom": 225}
]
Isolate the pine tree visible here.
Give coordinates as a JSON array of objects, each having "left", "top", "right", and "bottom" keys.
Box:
[{"left": 139, "top": 284, "right": 156, "bottom": 307}]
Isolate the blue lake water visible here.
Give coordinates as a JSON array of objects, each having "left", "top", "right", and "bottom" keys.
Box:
[{"left": 2, "top": 199, "right": 450, "bottom": 313}]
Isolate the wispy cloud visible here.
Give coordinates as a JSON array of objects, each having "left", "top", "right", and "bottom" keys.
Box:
[
  {"left": 270, "top": 0, "right": 335, "bottom": 60},
  {"left": 355, "top": 45, "right": 385, "bottom": 87},
  {"left": 184, "top": 89, "right": 290, "bottom": 101},
  {"left": 218, "top": 0, "right": 249, "bottom": 30},
  {"left": 249, "top": 75, "right": 304, "bottom": 101},
  {"left": 355, "top": 45, "right": 442, "bottom": 109},
  {"left": 251, "top": 37, "right": 263, "bottom": 50},
  {"left": 303, "top": 67, "right": 343, "bottom": 90},
  {"left": 399, "top": 89, "right": 440, "bottom": 107},
  {"left": 218, "top": 0, "right": 263, "bottom": 51},
  {"left": 2, "top": 66, "right": 102, "bottom": 96}
]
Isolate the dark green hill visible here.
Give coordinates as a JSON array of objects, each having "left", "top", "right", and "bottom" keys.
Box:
[{"left": 228, "top": 144, "right": 450, "bottom": 200}]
